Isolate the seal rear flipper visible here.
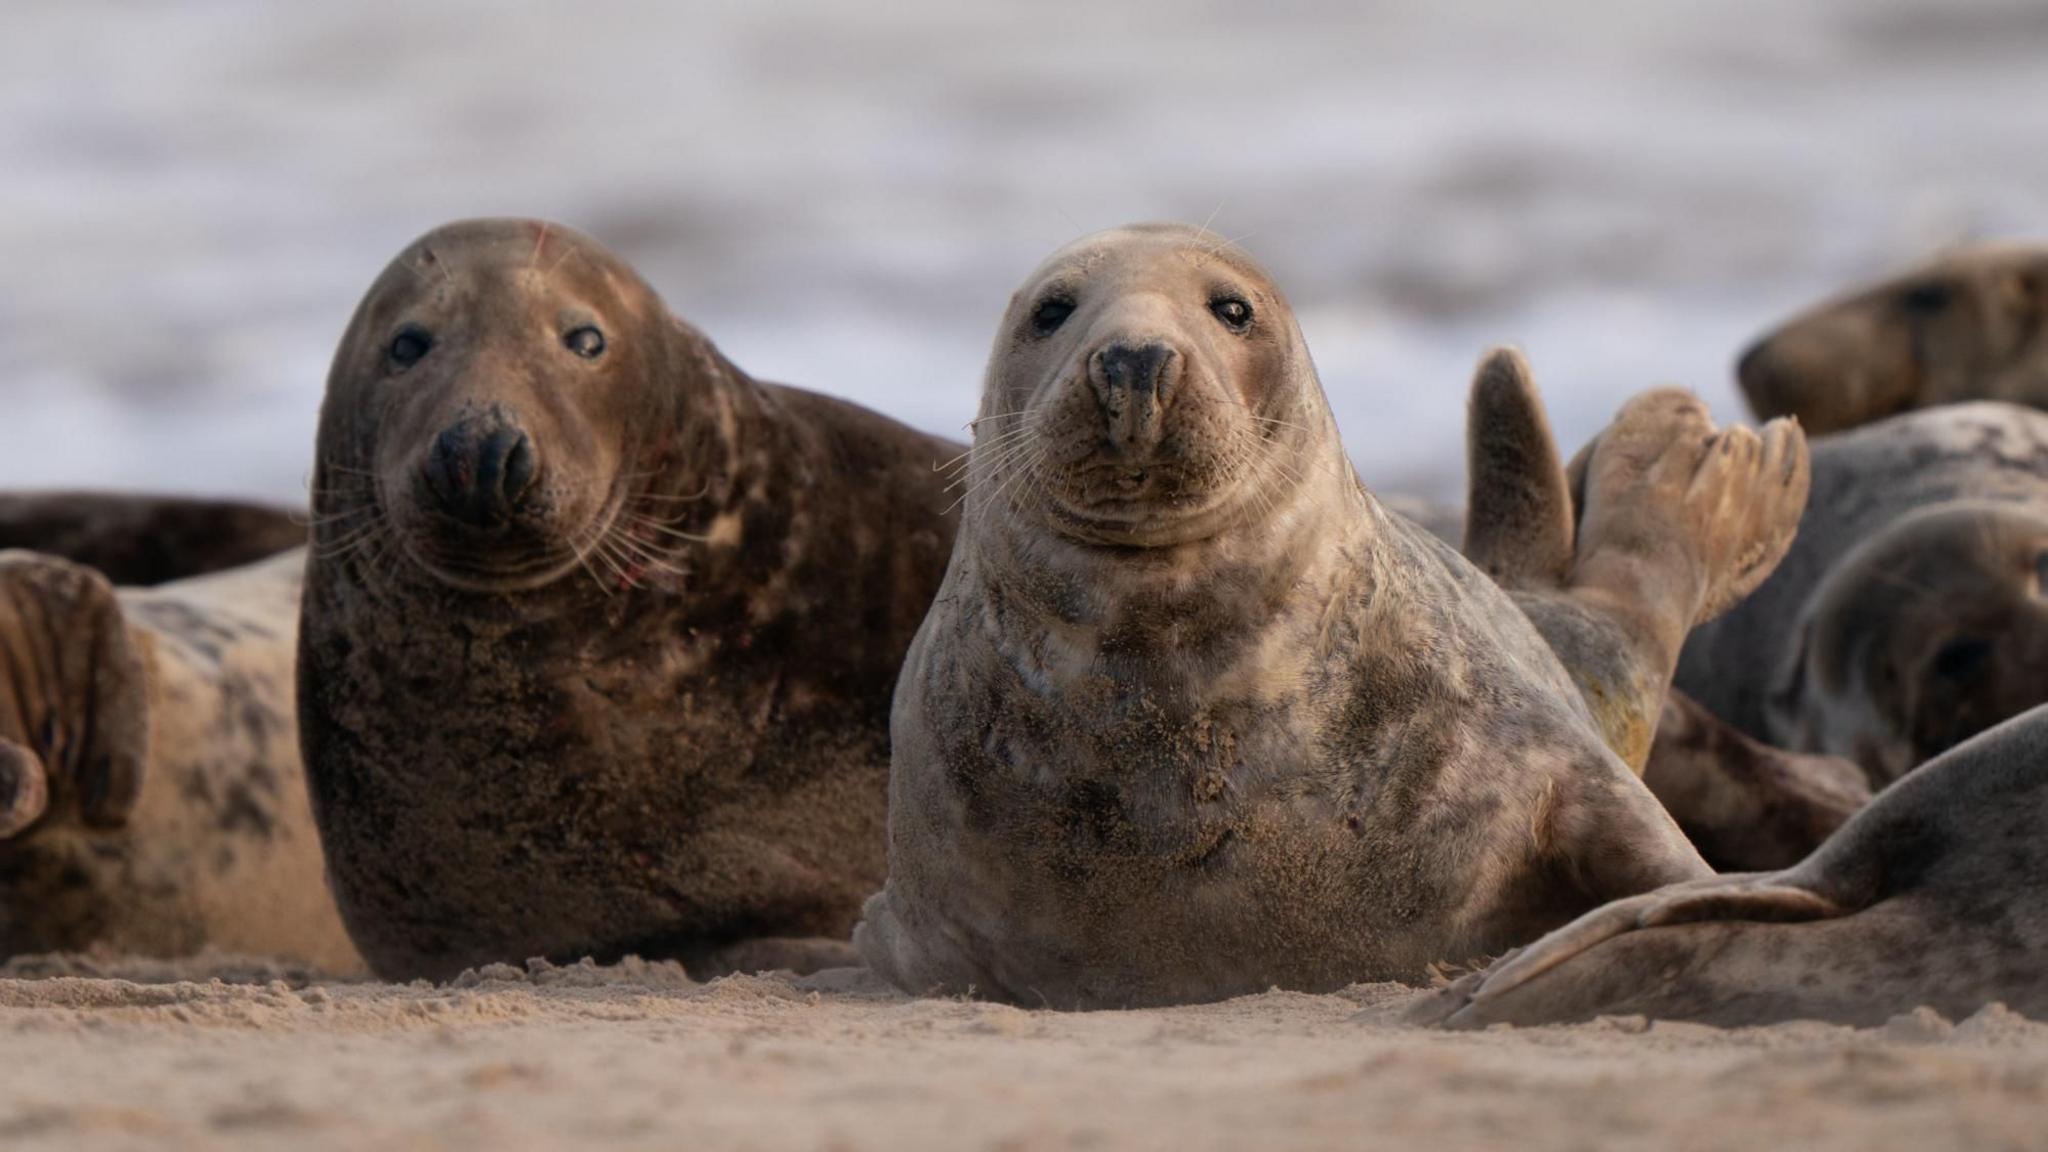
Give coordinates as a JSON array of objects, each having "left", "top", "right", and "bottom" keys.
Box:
[
  {"left": 1420, "top": 871, "right": 1848, "bottom": 1029},
  {"left": 0, "top": 551, "right": 150, "bottom": 829},
  {"left": 1463, "top": 347, "right": 1573, "bottom": 587}
]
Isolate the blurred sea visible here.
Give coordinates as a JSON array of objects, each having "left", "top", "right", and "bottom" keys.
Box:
[{"left": 3, "top": 0, "right": 2046, "bottom": 502}]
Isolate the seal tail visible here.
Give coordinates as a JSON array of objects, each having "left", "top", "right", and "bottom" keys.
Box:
[{"left": 1463, "top": 347, "right": 1574, "bottom": 588}]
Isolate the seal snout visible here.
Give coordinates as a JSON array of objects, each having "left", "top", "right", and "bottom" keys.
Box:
[
  {"left": 1088, "top": 340, "right": 1182, "bottom": 450},
  {"left": 423, "top": 407, "right": 540, "bottom": 528}
]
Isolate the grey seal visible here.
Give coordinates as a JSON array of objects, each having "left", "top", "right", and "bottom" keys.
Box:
[{"left": 855, "top": 224, "right": 1808, "bottom": 1008}]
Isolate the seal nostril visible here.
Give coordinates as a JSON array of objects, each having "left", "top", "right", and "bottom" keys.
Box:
[
  {"left": 500, "top": 431, "right": 538, "bottom": 511},
  {"left": 425, "top": 425, "right": 474, "bottom": 515},
  {"left": 1094, "top": 343, "right": 1178, "bottom": 401}
]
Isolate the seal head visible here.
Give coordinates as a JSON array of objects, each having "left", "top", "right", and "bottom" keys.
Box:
[{"left": 1740, "top": 245, "right": 2048, "bottom": 434}]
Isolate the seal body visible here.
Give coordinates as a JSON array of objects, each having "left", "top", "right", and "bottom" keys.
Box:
[
  {"left": 1415, "top": 699, "right": 2048, "bottom": 1029},
  {"left": 1740, "top": 244, "right": 2048, "bottom": 434},
  {"left": 298, "top": 219, "right": 958, "bottom": 980},
  {"left": 1676, "top": 402, "right": 2048, "bottom": 785},
  {"left": 0, "top": 549, "right": 358, "bottom": 971},
  {"left": 0, "top": 492, "right": 304, "bottom": 586},
  {"left": 854, "top": 225, "right": 1779, "bottom": 1009}
]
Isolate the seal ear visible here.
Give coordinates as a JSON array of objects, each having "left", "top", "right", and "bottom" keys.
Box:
[
  {"left": 1463, "top": 348, "right": 1574, "bottom": 586},
  {"left": 0, "top": 551, "right": 149, "bottom": 831}
]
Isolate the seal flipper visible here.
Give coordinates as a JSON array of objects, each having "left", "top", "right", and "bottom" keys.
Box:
[
  {"left": 0, "top": 551, "right": 149, "bottom": 832},
  {"left": 1463, "top": 347, "right": 1573, "bottom": 586},
  {"left": 0, "top": 740, "right": 50, "bottom": 838},
  {"left": 1412, "top": 870, "right": 1849, "bottom": 1029}
]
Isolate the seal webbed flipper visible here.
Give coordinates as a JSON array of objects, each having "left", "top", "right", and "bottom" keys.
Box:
[
  {"left": 0, "top": 739, "right": 50, "bottom": 838},
  {"left": 1411, "top": 871, "right": 1848, "bottom": 1029},
  {"left": 0, "top": 551, "right": 150, "bottom": 830},
  {"left": 1463, "top": 347, "right": 1573, "bottom": 587}
]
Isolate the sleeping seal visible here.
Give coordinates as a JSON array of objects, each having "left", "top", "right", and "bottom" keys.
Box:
[
  {"left": 855, "top": 224, "right": 1809, "bottom": 1008},
  {"left": 298, "top": 218, "right": 959, "bottom": 981}
]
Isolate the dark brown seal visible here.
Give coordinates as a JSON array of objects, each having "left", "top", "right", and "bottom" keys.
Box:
[
  {"left": 298, "top": 218, "right": 960, "bottom": 981},
  {"left": 855, "top": 225, "right": 1808, "bottom": 1009},
  {"left": 0, "top": 548, "right": 358, "bottom": 971},
  {"left": 1739, "top": 244, "right": 2048, "bottom": 434},
  {"left": 0, "top": 492, "right": 304, "bottom": 586},
  {"left": 1413, "top": 699, "right": 2048, "bottom": 1029},
  {"left": 1676, "top": 402, "right": 2048, "bottom": 787}
]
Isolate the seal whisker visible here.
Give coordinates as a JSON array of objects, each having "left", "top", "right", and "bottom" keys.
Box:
[{"left": 624, "top": 514, "right": 714, "bottom": 544}]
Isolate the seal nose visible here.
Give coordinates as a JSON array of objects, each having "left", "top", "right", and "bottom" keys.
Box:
[
  {"left": 424, "top": 411, "right": 539, "bottom": 528},
  {"left": 1089, "top": 341, "right": 1180, "bottom": 447},
  {"left": 1735, "top": 335, "right": 1787, "bottom": 418}
]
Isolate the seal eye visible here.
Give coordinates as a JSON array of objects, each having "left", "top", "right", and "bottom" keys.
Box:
[
  {"left": 1030, "top": 297, "right": 1075, "bottom": 336},
  {"left": 564, "top": 326, "right": 606, "bottom": 359},
  {"left": 1899, "top": 281, "right": 1953, "bottom": 317},
  {"left": 1210, "top": 296, "right": 1254, "bottom": 332},
  {"left": 388, "top": 327, "right": 432, "bottom": 371}
]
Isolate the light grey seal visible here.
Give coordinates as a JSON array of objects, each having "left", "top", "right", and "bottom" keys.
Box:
[{"left": 855, "top": 224, "right": 1809, "bottom": 1008}]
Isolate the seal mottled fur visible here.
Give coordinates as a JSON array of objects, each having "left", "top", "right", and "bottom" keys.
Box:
[
  {"left": 298, "top": 219, "right": 959, "bottom": 981},
  {"left": 1414, "top": 699, "right": 2048, "bottom": 1029},
  {"left": 855, "top": 225, "right": 1807, "bottom": 1008},
  {"left": 0, "top": 548, "right": 358, "bottom": 971}
]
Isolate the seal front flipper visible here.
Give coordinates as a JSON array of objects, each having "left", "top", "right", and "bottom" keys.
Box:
[
  {"left": 0, "top": 551, "right": 149, "bottom": 833},
  {"left": 0, "top": 740, "right": 49, "bottom": 838}
]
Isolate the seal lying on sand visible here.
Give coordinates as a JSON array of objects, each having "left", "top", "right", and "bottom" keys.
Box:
[
  {"left": 0, "top": 492, "right": 303, "bottom": 586},
  {"left": 0, "top": 548, "right": 358, "bottom": 972},
  {"left": 1676, "top": 402, "right": 2048, "bottom": 787},
  {"left": 299, "top": 218, "right": 959, "bottom": 981},
  {"left": 855, "top": 224, "right": 1808, "bottom": 1008},
  {"left": 1740, "top": 244, "right": 2048, "bottom": 434},
  {"left": 1413, "top": 699, "right": 2048, "bottom": 1029}
]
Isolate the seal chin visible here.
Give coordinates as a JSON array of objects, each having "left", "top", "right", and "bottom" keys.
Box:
[
  {"left": 1040, "top": 485, "right": 1248, "bottom": 549},
  {"left": 393, "top": 494, "right": 622, "bottom": 595}
]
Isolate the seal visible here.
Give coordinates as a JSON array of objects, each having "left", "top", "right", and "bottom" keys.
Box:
[
  {"left": 298, "top": 218, "right": 961, "bottom": 981},
  {"left": 1676, "top": 401, "right": 2048, "bottom": 787},
  {"left": 1412, "top": 699, "right": 2048, "bottom": 1029},
  {"left": 1739, "top": 244, "right": 2048, "bottom": 434},
  {"left": 0, "top": 548, "right": 360, "bottom": 972},
  {"left": 853, "top": 224, "right": 1808, "bottom": 1008},
  {"left": 0, "top": 492, "right": 304, "bottom": 586}
]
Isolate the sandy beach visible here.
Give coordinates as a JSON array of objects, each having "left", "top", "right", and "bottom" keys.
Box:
[{"left": 1, "top": 954, "right": 2043, "bottom": 1151}]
